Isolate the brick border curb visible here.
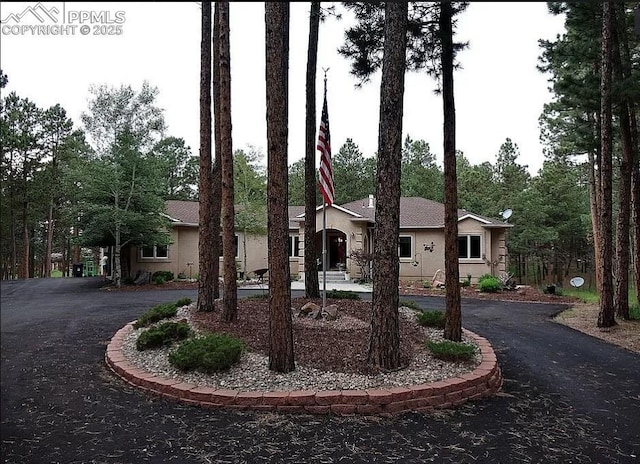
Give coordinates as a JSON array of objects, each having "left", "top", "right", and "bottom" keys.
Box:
[{"left": 106, "top": 323, "right": 502, "bottom": 416}]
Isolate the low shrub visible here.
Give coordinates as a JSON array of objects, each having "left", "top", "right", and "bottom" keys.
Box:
[
  {"left": 175, "top": 297, "right": 192, "bottom": 307},
  {"left": 399, "top": 299, "right": 421, "bottom": 311},
  {"left": 152, "top": 270, "right": 175, "bottom": 283},
  {"left": 478, "top": 276, "right": 501, "bottom": 293},
  {"left": 416, "top": 310, "right": 445, "bottom": 329},
  {"left": 133, "top": 301, "right": 179, "bottom": 329},
  {"left": 153, "top": 275, "right": 166, "bottom": 285},
  {"left": 630, "top": 303, "right": 640, "bottom": 320},
  {"left": 136, "top": 321, "right": 191, "bottom": 351},
  {"left": 426, "top": 340, "right": 476, "bottom": 362},
  {"left": 168, "top": 333, "right": 246, "bottom": 373},
  {"left": 326, "top": 289, "right": 361, "bottom": 300},
  {"left": 422, "top": 280, "right": 432, "bottom": 289}
]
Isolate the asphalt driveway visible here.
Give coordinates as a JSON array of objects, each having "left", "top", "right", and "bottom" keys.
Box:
[{"left": 2, "top": 277, "right": 639, "bottom": 463}]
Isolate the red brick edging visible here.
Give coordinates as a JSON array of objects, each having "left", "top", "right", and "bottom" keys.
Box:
[{"left": 105, "top": 323, "right": 502, "bottom": 416}]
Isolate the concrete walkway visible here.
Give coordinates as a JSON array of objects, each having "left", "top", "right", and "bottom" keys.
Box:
[{"left": 240, "top": 279, "right": 374, "bottom": 293}]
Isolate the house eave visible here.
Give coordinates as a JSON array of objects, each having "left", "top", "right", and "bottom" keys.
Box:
[{"left": 482, "top": 223, "right": 514, "bottom": 229}]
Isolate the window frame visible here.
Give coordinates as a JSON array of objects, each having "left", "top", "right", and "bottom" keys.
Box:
[
  {"left": 288, "top": 235, "right": 301, "bottom": 258},
  {"left": 398, "top": 235, "right": 413, "bottom": 260},
  {"left": 139, "top": 244, "right": 169, "bottom": 260},
  {"left": 458, "top": 234, "right": 482, "bottom": 260},
  {"left": 218, "top": 235, "right": 239, "bottom": 260}
]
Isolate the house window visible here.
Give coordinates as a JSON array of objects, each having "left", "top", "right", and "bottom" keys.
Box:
[
  {"left": 398, "top": 236, "right": 412, "bottom": 259},
  {"left": 218, "top": 235, "right": 239, "bottom": 259},
  {"left": 458, "top": 235, "right": 481, "bottom": 259},
  {"left": 140, "top": 245, "right": 169, "bottom": 259},
  {"left": 287, "top": 236, "right": 300, "bottom": 258}
]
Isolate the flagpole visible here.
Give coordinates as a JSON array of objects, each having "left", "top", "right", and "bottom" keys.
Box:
[
  {"left": 317, "top": 68, "right": 331, "bottom": 311},
  {"left": 322, "top": 202, "right": 327, "bottom": 309}
]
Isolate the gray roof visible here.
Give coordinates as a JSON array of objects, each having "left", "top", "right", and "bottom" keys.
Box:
[
  {"left": 165, "top": 197, "right": 508, "bottom": 230},
  {"left": 337, "top": 197, "right": 506, "bottom": 228},
  {"left": 165, "top": 200, "right": 305, "bottom": 229},
  {"left": 165, "top": 200, "right": 199, "bottom": 225}
]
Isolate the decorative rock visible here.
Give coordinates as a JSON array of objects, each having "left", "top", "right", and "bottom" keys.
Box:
[
  {"left": 300, "top": 302, "right": 320, "bottom": 315},
  {"left": 323, "top": 304, "right": 339, "bottom": 321},
  {"left": 309, "top": 308, "right": 323, "bottom": 320},
  {"left": 134, "top": 270, "right": 151, "bottom": 285}
]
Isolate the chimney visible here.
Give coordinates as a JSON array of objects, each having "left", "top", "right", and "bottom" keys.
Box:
[{"left": 368, "top": 194, "right": 374, "bottom": 208}]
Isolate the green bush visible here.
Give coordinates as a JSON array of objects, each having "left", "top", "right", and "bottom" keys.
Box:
[
  {"left": 630, "top": 303, "right": 640, "bottom": 320},
  {"left": 133, "top": 301, "right": 179, "bottom": 329},
  {"left": 416, "top": 310, "right": 445, "bottom": 329},
  {"left": 136, "top": 321, "right": 191, "bottom": 351},
  {"left": 326, "top": 289, "right": 361, "bottom": 300},
  {"left": 477, "top": 273, "right": 494, "bottom": 284},
  {"left": 175, "top": 297, "right": 192, "bottom": 307},
  {"left": 399, "top": 299, "right": 421, "bottom": 311},
  {"left": 153, "top": 275, "right": 166, "bottom": 285},
  {"left": 422, "top": 280, "right": 432, "bottom": 289},
  {"left": 426, "top": 340, "right": 476, "bottom": 362},
  {"left": 478, "top": 276, "right": 501, "bottom": 293},
  {"left": 169, "top": 333, "right": 246, "bottom": 373},
  {"left": 152, "top": 270, "right": 175, "bottom": 283}
]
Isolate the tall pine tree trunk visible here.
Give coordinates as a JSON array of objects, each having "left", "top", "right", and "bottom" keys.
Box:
[
  {"left": 219, "top": 2, "right": 238, "bottom": 321},
  {"left": 612, "top": 2, "right": 632, "bottom": 320},
  {"left": 45, "top": 202, "right": 54, "bottom": 277},
  {"left": 587, "top": 147, "right": 602, "bottom": 290},
  {"left": 367, "top": 2, "right": 407, "bottom": 371},
  {"left": 212, "top": 3, "right": 222, "bottom": 299},
  {"left": 197, "top": 1, "right": 216, "bottom": 312},
  {"left": 597, "top": 1, "right": 616, "bottom": 328},
  {"left": 632, "top": 144, "right": 640, "bottom": 305},
  {"left": 265, "top": 2, "right": 295, "bottom": 373},
  {"left": 21, "top": 169, "right": 29, "bottom": 279},
  {"left": 304, "top": 1, "right": 320, "bottom": 299},
  {"left": 441, "top": 1, "right": 462, "bottom": 342}
]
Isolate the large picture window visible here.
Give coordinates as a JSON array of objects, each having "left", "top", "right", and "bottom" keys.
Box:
[
  {"left": 398, "top": 236, "right": 412, "bottom": 259},
  {"left": 140, "top": 244, "right": 169, "bottom": 259},
  {"left": 458, "top": 235, "right": 481, "bottom": 259}
]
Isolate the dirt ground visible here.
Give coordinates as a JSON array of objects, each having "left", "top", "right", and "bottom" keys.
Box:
[{"left": 552, "top": 302, "right": 640, "bottom": 354}]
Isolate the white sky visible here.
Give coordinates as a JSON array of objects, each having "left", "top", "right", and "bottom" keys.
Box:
[{"left": 0, "top": 2, "right": 566, "bottom": 176}]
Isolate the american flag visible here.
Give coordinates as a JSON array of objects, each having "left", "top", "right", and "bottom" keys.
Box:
[{"left": 317, "top": 85, "right": 334, "bottom": 206}]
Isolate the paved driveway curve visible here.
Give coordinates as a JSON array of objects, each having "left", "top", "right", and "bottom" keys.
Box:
[{"left": 2, "top": 278, "right": 639, "bottom": 463}]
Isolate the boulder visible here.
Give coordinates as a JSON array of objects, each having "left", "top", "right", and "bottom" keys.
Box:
[
  {"left": 323, "top": 304, "right": 339, "bottom": 321},
  {"left": 300, "top": 302, "right": 320, "bottom": 315},
  {"left": 134, "top": 270, "right": 151, "bottom": 285}
]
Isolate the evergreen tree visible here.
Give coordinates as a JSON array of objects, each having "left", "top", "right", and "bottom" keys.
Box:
[
  {"left": 265, "top": 2, "right": 295, "bottom": 373},
  {"left": 367, "top": 1, "right": 407, "bottom": 371}
]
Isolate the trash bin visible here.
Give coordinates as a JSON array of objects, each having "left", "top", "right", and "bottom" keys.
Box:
[{"left": 73, "top": 263, "right": 84, "bottom": 277}]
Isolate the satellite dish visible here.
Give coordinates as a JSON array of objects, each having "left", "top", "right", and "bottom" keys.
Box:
[
  {"left": 500, "top": 209, "right": 513, "bottom": 220},
  {"left": 570, "top": 276, "right": 585, "bottom": 288}
]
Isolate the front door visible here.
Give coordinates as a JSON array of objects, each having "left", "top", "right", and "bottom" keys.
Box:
[
  {"left": 316, "top": 230, "right": 346, "bottom": 270},
  {"left": 328, "top": 234, "right": 346, "bottom": 270}
]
